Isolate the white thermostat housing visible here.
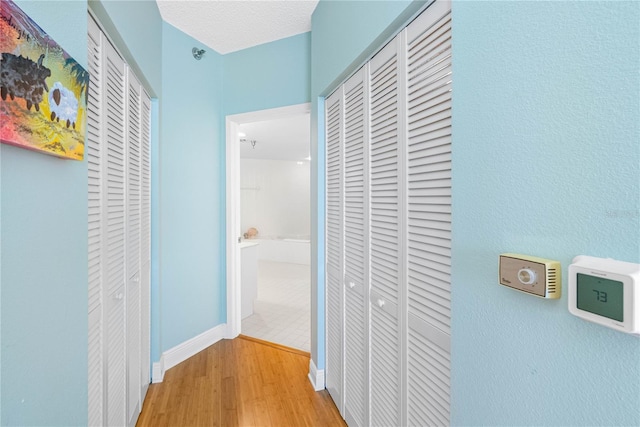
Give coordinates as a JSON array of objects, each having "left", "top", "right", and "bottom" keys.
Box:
[
  {"left": 499, "top": 253, "right": 561, "bottom": 298},
  {"left": 568, "top": 256, "right": 640, "bottom": 335}
]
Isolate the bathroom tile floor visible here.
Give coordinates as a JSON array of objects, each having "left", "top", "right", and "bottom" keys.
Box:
[{"left": 241, "top": 260, "right": 311, "bottom": 352}]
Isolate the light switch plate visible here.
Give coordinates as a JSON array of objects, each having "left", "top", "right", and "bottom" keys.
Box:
[{"left": 499, "top": 253, "right": 561, "bottom": 299}]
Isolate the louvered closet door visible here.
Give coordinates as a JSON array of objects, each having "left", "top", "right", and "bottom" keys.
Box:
[
  {"left": 126, "top": 69, "right": 142, "bottom": 426},
  {"left": 88, "top": 14, "right": 152, "bottom": 427},
  {"left": 325, "top": 87, "right": 344, "bottom": 413},
  {"left": 140, "top": 93, "right": 152, "bottom": 400},
  {"left": 104, "top": 38, "right": 127, "bottom": 427},
  {"left": 342, "top": 67, "right": 368, "bottom": 427},
  {"left": 369, "top": 34, "right": 402, "bottom": 427},
  {"left": 324, "top": 3, "right": 453, "bottom": 426},
  {"left": 405, "top": 1, "right": 452, "bottom": 425},
  {"left": 87, "top": 16, "right": 104, "bottom": 427}
]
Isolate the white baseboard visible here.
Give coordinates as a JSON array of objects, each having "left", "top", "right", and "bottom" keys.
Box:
[
  {"left": 151, "top": 323, "right": 228, "bottom": 383},
  {"left": 308, "top": 358, "right": 325, "bottom": 391},
  {"left": 152, "top": 357, "right": 165, "bottom": 383}
]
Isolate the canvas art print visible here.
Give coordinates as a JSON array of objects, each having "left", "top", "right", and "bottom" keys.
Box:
[{"left": 0, "top": 0, "right": 88, "bottom": 160}]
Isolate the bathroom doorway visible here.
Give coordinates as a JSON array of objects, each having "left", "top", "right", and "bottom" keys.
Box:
[{"left": 225, "top": 104, "right": 311, "bottom": 352}]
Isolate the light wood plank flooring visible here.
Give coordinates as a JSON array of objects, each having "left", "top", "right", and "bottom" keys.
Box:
[{"left": 137, "top": 336, "right": 345, "bottom": 427}]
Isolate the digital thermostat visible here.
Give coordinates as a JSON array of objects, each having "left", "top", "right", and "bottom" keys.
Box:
[
  {"left": 568, "top": 256, "right": 640, "bottom": 335},
  {"left": 499, "top": 253, "right": 561, "bottom": 298}
]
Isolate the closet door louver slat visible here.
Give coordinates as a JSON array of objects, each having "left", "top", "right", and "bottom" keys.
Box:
[
  {"left": 406, "top": 2, "right": 452, "bottom": 426},
  {"left": 87, "top": 17, "right": 103, "bottom": 427},
  {"left": 325, "top": 88, "right": 344, "bottom": 413},
  {"left": 104, "top": 39, "right": 127, "bottom": 427},
  {"left": 343, "top": 68, "right": 368, "bottom": 427},
  {"left": 369, "top": 36, "right": 401, "bottom": 427}
]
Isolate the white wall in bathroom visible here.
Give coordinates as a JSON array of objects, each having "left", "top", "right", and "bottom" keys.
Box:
[{"left": 241, "top": 158, "right": 310, "bottom": 239}]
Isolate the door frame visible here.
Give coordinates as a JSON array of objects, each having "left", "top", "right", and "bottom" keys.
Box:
[{"left": 225, "top": 103, "right": 311, "bottom": 337}]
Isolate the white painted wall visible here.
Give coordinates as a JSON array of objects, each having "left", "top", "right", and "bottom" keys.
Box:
[{"left": 241, "top": 158, "right": 310, "bottom": 239}]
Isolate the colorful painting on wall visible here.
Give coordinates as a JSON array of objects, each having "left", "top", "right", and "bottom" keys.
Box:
[{"left": 0, "top": 0, "right": 88, "bottom": 160}]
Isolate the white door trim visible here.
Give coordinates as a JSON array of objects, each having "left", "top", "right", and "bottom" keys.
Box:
[{"left": 225, "top": 103, "right": 311, "bottom": 338}]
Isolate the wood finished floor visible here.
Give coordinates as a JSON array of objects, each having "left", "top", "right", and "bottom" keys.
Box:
[{"left": 136, "top": 336, "right": 346, "bottom": 427}]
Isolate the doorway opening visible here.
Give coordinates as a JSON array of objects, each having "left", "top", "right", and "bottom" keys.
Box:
[{"left": 226, "top": 103, "right": 311, "bottom": 352}]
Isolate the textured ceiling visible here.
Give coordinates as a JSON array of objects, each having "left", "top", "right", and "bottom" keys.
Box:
[{"left": 156, "top": 0, "right": 318, "bottom": 54}]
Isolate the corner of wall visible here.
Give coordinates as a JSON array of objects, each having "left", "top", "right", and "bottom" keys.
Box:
[{"left": 151, "top": 323, "right": 229, "bottom": 383}]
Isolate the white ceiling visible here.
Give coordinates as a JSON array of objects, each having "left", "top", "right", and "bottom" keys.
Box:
[
  {"left": 156, "top": 0, "right": 319, "bottom": 55},
  {"left": 239, "top": 113, "right": 310, "bottom": 161}
]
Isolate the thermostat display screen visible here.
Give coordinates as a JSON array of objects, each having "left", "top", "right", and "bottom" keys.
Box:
[{"left": 576, "top": 273, "right": 624, "bottom": 322}]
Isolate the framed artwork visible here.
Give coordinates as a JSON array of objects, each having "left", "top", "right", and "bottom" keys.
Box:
[{"left": 0, "top": 0, "right": 88, "bottom": 160}]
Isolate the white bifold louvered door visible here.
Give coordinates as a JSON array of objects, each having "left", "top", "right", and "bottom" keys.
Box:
[
  {"left": 87, "top": 16, "right": 104, "bottom": 427},
  {"left": 324, "top": 1, "right": 452, "bottom": 426},
  {"left": 126, "top": 69, "right": 142, "bottom": 426},
  {"left": 405, "top": 2, "right": 452, "bottom": 425},
  {"left": 369, "top": 34, "right": 403, "bottom": 427},
  {"left": 140, "top": 90, "right": 152, "bottom": 405},
  {"left": 103, "top": 32, "right": 128, "bottom": 427},
  {"left": 342, "top": 67, "right": 369, "bottom": 427},
  {"left": 87, "top": 14, "right": 151, "bottom": 427},
  {"left": 325, "top": 87, "right": 345, "bottom": 413}
]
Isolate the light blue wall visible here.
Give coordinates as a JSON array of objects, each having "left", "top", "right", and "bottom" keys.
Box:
[
  {"left": 158, "top": 22, "right": 225, "bottom": 352},
  {"left": 223, "top": 33, "right": 311, "bottom": 116},
  {"left": 1, "top": 1, "right": 89, "bottom": 425},
  {"left": 450, "top": 1, "right": 640, "bottom": 425},
  {"left": 309, "top": 0, "right": 425, "bottom": 370}
]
